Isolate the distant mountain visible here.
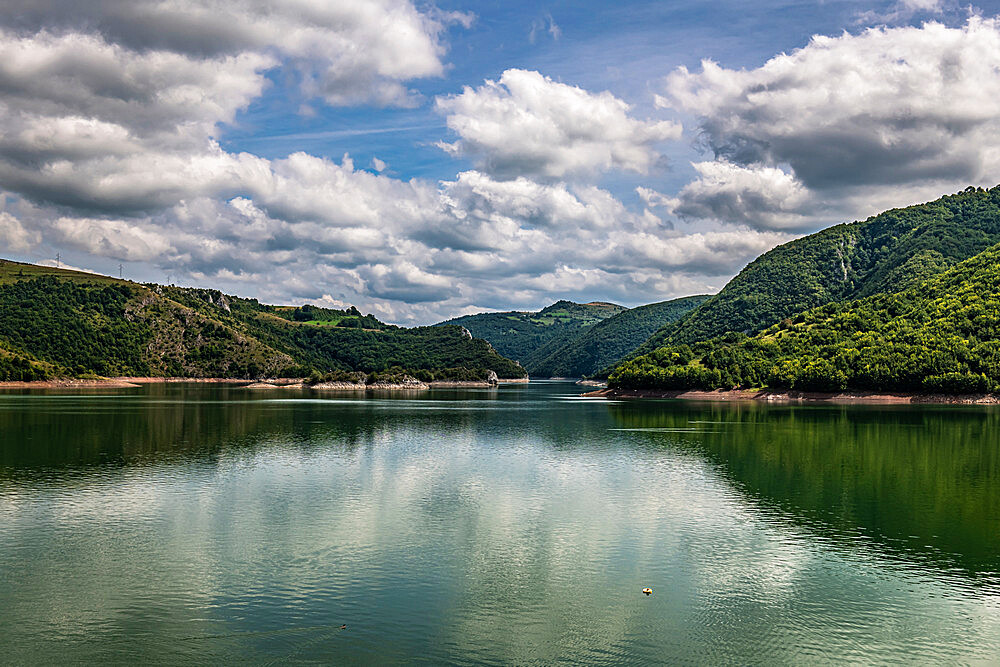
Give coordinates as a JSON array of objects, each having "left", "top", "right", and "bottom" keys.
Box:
[
  {"left": 527, "top": 295, "right": 711, "bottom": 378},
  {"left": 611, "top": 240, "right": 1000, "bottom": 394},
  {"left": 629, "top": 186, "right": 1000, "bottom": 359},
  {"left": 0, "top": 259, "right": 525, "bottom": 382},
  {"left": 436, "top": 300, "right": 626, "bottom": 365}
]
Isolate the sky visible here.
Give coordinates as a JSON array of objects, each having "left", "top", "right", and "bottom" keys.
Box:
[{"left": 3, "top": 0, "right": 1000, "bottom": 324}]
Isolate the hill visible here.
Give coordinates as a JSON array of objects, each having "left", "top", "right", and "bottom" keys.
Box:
[
  {"left": 436, "top": 300, "right": 626, "bottom": 364},
  {"left": 0, "top": 259, "right": 525, "bottom": 382},
  {"left": 629, "top": 186, "right": 1000, "bottom": 358},
  {"left": 526, "top": 295, "right": 711, "bottom": 378},
  {"left": 610, "top": 242, "right": 1000, "bottom": 394}
]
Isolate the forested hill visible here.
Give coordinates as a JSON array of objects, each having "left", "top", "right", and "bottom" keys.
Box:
[
  {"left": 527, "top": 295, "right": 710, "bottom": 378},
  {"left": 435, "top": 300, "right": 626, "bottom": 365},
  {"left": 611, "top": 242, "right": 1000, "bottom": 394},
  {"left": 0, "top": 260, "right": 525, "bottom": 382},
  {"left": 630, "top": 185, "right": 1000, "bottom": 358}
]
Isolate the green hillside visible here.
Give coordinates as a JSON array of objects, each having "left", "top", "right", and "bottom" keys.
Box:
[
  {"left": 527, "top": 295, "right": 711, "bottom": 377},
  {"left": 630, "top": 186, "right": 1000, "bottom": 358},
  {"left": 611, "top": 242, "right": 1000, "bottom": 394},
  {"left": 437, "top": 300, "right": 626, "bottom": 364},
  {"left": 0, "top": 259, "right": 525, "bottom": 382}
]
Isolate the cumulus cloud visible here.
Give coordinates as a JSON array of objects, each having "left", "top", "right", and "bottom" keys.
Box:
[
  {"left": 666, "top": 161, "right": 814, "bottom": 230},
  {"left": 2, "top": 156, "right": 763, "bottom": 323},
  {"left": 0, "top": 0, "right": 465, "bottom": 214},
  {"left": 658, "top": 18, "right": 1000, "bottom": 229},
  {"left": 51, "top": 215, "right": 172, "bottom": 261},
  {"left": 0, "top": 0, "right": 462, "bottom": 107},
  {"left": 0, "top": 0, "right": 790, "bottom": 324},
  {"left": 0, "top": 210, "right": 40, "bottom": 252},
  {"left": 436, "top": 69, "right": 681, "bottom": 180}
]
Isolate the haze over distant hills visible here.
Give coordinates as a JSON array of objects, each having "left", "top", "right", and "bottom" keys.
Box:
[
  {"left": 436, "top": 297, "right": 710, "bottom": 377},
  {"left": 436, "top": 301, "right": 625, "bottom": 368},
  {"left": 528, "top": 296, "right": 711, "bottom": 378}
]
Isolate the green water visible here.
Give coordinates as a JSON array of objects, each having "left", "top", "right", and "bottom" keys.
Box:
[{"left": 1, "top": 382, "right": 999, "bottom": 664}]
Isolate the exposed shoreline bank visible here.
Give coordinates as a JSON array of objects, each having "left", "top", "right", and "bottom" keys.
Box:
[
  {"left": 584, "top": 387, "right": 1000, "bottom": 405},
  {"left": 0, "top": 376, "right": 530, "bottom": 390}
]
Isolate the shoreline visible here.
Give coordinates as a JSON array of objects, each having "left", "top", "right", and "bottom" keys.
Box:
[
  {"left": 585, "top": 387, "right": 1000, "bottom": 405},
  {"left": 0, "top": 376, "right": 531, "bottom": 390}
]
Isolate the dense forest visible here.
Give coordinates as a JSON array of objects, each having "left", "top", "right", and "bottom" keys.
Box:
[
  {"left": 629, "top": 186, "right": 1000, "bottom": 358},
  {"left": 436, "top": 300, "right": 625, "bottom": 365},
  {"left": 0, "top": 260, "right": 525, "bottom": 381},
  {"left": 610, "top": 242, "right": 1000, "bottom": 394},
  {"left": 527, "top": 295, "right": 710, "bottom": 377}
]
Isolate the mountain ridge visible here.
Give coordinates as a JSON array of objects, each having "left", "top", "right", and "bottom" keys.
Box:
[
  {"left": 610, "top": 239, "right": 1000, "bottom": 394},
  {"left": 0, "top": 259, "right": 526, "bottom": 382},
  {"left": 527, "top": 295, "right": 711, "bottom": 378},
  {"left": 627, "top": 185, "right": 1000, "bottom": 360},
  {"left": 436, "top": 300, "right": 627, "bottom": 365}
]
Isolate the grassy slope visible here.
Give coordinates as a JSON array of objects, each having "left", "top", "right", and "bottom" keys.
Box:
[
  {"left": 0, "top": 260, "right": 124, "bottom": 286},
  {"left": 527, "top": 295, "right": 711, "bottom": 377},
  {"left": 0, "top": 260, "right": 525, "bottom": 380},
  {"left": 436, "top": 300, "right": 626, "bottom": 363},
  {"left": 611, "top": 242, "right": 1000, "bottom": 393},
  {"left": 629, "top": 186, "right": 1000, "bottom": 359}
]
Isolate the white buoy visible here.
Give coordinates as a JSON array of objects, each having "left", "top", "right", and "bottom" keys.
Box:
[{"left": 642, "top": 587, "right": 652, "bottom": 596}]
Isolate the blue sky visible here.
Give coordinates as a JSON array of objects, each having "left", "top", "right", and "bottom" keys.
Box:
[
  {"left": 2, "top": 0, "right": 1000, "bottom": 323},
  {"left": 222, "top": 1, "right": 888, "bottom": 187}
]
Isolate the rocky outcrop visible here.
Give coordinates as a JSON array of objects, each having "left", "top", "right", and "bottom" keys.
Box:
[{"left": 366, "top": 375, "right": 429, "bottom": 390}]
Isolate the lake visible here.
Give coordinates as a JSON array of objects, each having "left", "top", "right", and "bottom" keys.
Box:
[{"left": 1, "top": 381, "right": 999, "bottom": 664}]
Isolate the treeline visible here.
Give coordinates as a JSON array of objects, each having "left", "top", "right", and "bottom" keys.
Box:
[
  {"left": 268, "top": 303, "right": 385, "bottom": 329},
  {"left": 437, "top": 300, "right": 625, "bottom": 363},
  {"left": 632, "top": 185, "right": 1000, "bottom": 357},
  {"left": 0, "top": 352, "right": 51, "bottom": 382},
  {"left": 0, "top": 273, "right": 527, "bottom": 381},
  {"left": 158, "top": 287, "right": 525, "bottom": 376},
  {"left": 306, "top": 366, "right": 498, "bottom": 385},
  {"left": 610, "top": 243, "right": 1000, "bottom": 394},
  {"left": 528, "top": 295, "right": 710, "bottom": 377},
  {"left": 163, "top": 286, "right": 525, "bottom": 376},
  {"left": 0, "top": 277, "right": 151, "bottom": 376}
]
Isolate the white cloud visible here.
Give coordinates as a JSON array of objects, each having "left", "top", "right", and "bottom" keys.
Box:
[
  {"left": 529, "top": 14, "right": 561, "bottom": 43},
  {"left": 902, "top": 0, "right": 945, "bottom": 11},
  {"left": 0, "top": 28, "right": 273, "bottom": 212},
  {"left": 35, "top": 258, "right": 99, "bottom": 274},
  {"left": 0, "top": 0, "right": 462, "bottom": 108},
  {"left": 0, "top": 2, "right": 790, "bottom": 325},
  {"left": 4, "top": 155, "right": 764, "bottom": 323},
  {"left": 657, "top": 18, "right": 1000, "bottom": 229},
  {"left": 0, "top": 29, "right": 273, "bottom": 138},
  {"left": 667, "top": 161, "right": 815, "bottom": 230},
  {"left": 0, "top": 210, "right": 40, "bottom": 252},
  {"left": 436, "top": 69, "right": 681, "bottom": 180},
  {"left": 51, "top": 216, "right": 173, "bottom": 262},
  {"left": 856, "top": 0, "right": 949, "bottom": 25}
]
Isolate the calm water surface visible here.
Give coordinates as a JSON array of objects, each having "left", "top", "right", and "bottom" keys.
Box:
[{"left": 1, "top": 381, "right": 999, "bottom": 664}]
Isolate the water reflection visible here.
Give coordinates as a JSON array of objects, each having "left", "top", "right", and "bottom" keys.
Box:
[
  {"left": 1, "top": 384, "right": 999, "bottom": 664},
  {"left": 607, "top": 400, "right": 1000, "bottom": 576}
]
